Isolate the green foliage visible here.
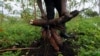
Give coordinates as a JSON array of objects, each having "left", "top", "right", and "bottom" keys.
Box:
[
  {"left": 21, "top": 8, "right": 34, "bottom": 22},
  {"left": 66, "top": 16, "right": 100, "bottom": 56},
  {"left": 0, "top": 13, "right": 4, "bottom": 25},
  {"left": 1, "top": 51, "right": 21, "bottom": 56},
  {"left": 0, "top": 16, "right": 100, "bottom": 56},
  {"left": 83, "top": 9, "right": 99, "bottom": 17},
  {"left": 0, "top": 19, "right": 41, "bottom": 48}
]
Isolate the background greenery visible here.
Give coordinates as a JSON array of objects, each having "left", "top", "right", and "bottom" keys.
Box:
[
  {"left": 0, "top": 0, "right": 100, "bottom": 56},
  {"left": 0, "top": 15, "right": 100, "bottom": 56}
]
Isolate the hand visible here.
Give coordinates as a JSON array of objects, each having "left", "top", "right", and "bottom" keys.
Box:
[
  {"left": 62, "top": 12, "right": 72, "bottom": 17},
  {"left": 41, "top": 13, "right": 47, "bottom": 20}
]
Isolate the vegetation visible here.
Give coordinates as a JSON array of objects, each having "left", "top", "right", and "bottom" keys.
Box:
[
  {"left": 0, "top": 0, "right": 100, "bottom": 56},
  {"left": 0, "top": 15, "right": 100, "bottom": 56},
  {"left": 0, "top": 18, "right": 41, "bottom": 48},
  {"left": 67, "top": 16, "right": 100, "bottom": 56}
]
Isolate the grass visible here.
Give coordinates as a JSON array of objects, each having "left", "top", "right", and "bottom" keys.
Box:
[{"left": 0, "top": 16, "right": 100, "bottom": 56}]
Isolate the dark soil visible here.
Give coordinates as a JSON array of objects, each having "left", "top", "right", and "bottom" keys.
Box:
[{"left": 27, "top": 38, "right": 78, "bottom": 56}]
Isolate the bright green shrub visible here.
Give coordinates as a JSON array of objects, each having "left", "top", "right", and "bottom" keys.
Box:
[
  {"left": 0, "top": 20, "right": 41, "bottom": 48},
  {"left": 0, "top": 16, "right": 100, "bottom": 56},
  {"left": 1, "top": 51, "right": 21, "bottom": 56},
  {"left": 66, "top": 16, "right": 100, "bottom": 56}
]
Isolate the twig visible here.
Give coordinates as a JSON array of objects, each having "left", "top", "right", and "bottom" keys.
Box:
[{"left": 0, "top": 47, "right": 38, "bottom": 53}]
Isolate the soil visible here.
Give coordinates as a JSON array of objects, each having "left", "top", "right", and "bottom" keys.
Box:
[{"left": 27, "top": 39, "right": 78, "bottom": 56}]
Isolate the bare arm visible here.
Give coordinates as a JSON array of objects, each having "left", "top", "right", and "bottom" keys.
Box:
[
  {"left": 61, "top": 0, "right": 67, "bottom": 14},
  {"left": 61, "top": 0, "right": 71, "bottom": 16},
  {"left": 37, "top": 0, "right": 46, "bottom": 16}
]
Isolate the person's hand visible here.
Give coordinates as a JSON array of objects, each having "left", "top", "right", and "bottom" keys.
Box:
[
  {"left": 41, "top": 13, "right": 47, "bottom": 20},
  {"left": 62, "top": 12, "right": 72, "bottom": 17}
]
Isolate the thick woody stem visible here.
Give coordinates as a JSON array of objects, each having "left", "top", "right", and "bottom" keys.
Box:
[
  {"left": 30, "top": 10, "right": 79, "bottom": 26},
  {"left": 30, "top": 19, "right": 48, "bottom": 26},
  {"left": 30, "top": 16, "right": 65, "bottom": 26}
]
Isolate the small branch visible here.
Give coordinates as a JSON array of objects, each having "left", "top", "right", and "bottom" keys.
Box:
[{"left": 0, "top": 47, "right": 38, "bottom": 53}]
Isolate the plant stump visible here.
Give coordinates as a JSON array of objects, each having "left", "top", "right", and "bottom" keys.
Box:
[{"left": 27, "top": 10, "right": 79, "bottom": 56}]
